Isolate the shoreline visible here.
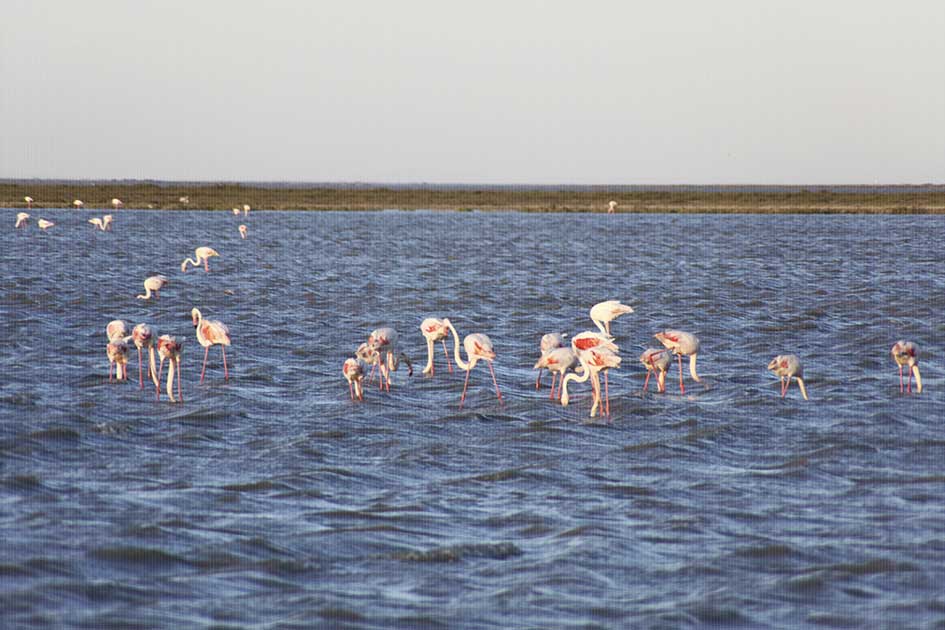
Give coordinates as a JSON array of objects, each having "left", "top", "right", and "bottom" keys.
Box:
[{"left": 4, "top": 182, "right": 944, "bottom": 213}]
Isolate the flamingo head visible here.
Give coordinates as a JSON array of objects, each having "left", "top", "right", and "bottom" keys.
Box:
[
  {"left": 767, "top": 356, "right": 782, "bottom": 372},
  {"left": 191, "top": 308, "right": 201, "bottom": 327}
]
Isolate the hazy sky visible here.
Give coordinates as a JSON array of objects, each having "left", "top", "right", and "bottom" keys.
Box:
[{"left": 2, "top": 1, "right": 943, "bottom": 184}]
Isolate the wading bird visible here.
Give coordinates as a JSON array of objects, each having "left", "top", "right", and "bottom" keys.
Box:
[
  {"left": 24, "top": 196, "right": 33, "bottom": 209},
  {"left": 891, "top": 341, "right": 922, "bottom": 394},
  {"left": 239, "top": 224, "right": 247, "bottom": 239},
  {"left": 654, "top": 330, "right": 701, "bottom": 394},
  {"left": 37, "top": 219, "right": 55, "bottom": 231},
  {"left": 15, "top": 212, "right": 29, "bottom": 228},
  {"left": 767, "top": 354, "right": 809, "bottom": 400},
  {"left": 590, "top": 300, "right": 634, "bottom": 337},
  {"left": 106, "top": 320, "right": 129, "bottom": 343},
  {"left": 367, "top": 327, "right": 412, "bottom": 391},
  {"left": 156, "top": 335, "right": 183, "bottom": 402},
  {"left": 192, "top": 308, "right": 231, "bottom": 382},
  {"left": 127, "top": 323, "right": 157, "bottom": 389},
  {"left": 181, "top": 246, "right": 220, "bottom": 272},
  {"left": 107, "top": 340, "right": 129, "bottom": 382},
  {"left": 535, "top": 332, "right": 566, "bottom": 389},
  {"left": 608, "top": 200, "right": 617, "bottom": 214},
  {"left": 444, "top": 318, "right": 502, "bottom": 408},
  {"left": 89, "top": 217, "right": 107, "bottom": 230},
  {"left": 137, "top": 275, "right": 168, "bottom": 300},
  {"left": 534, "top": 346, "right": 578, "bottom": 401},
  {"left": 640, "top": 347, "right": 671, "bottom": 393},
  {"left": 343, "top": 358, "right": 365, "bottom": 401},
  {"left": 73, "top": 199, "right": 84, "bottom": 209},
  {"left": 560, "top": 346, "right": 621, "bottom": 417},
  {"left": 420, "top": 317, "right": 453, "bottom": 376},
  {"left": 111, "top": 198, "right": 123, "bottom": 210},
  {"left": 242, "top": 204, "right": 251, "bottom": 215}
]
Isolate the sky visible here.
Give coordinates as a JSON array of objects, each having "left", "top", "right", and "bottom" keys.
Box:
[{"left": 2, "top": 1, "right": 943, "bottom": 184}]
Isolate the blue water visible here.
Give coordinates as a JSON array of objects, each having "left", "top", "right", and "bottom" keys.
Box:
[{"left": 1, "top": 209, "right": 943, "bottom": 628}]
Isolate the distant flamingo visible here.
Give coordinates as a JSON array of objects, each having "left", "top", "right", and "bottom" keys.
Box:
[
  {"left": 560, "top": 346, "right": 621, "bottom": 417},
  {"left": 420, "top": 317, "right": 453, "bottom": 376},
  {"left": 107, "top": 341, "right": 129, "bottom": 382},
  {"left": 590, "top": 300, "right": 634, "bottom": 337},
  {"left": 15, "top": 212, "right": 29, "bottom": 228},
  {"left": 232, "top": 208, "right": 241, "bottom": 215},
  {"left": 356, "top": 342, "right": 381, "bottom": 383},
  {"left": 137, "top": 275, "right": 168, "bottom": 300},
  {"left": 156, "top": 335, "right": 183, "bottom": 402},
  {"left": 24, "top": 196, "right": 33, "bottom": 209},
  {"left": 127, "top": 323, "right": 157, "bottom": 389},
  {"left": 179, "top": 196, "right": 190, "bottom": 204},
  {"left": 654, "top": 330, "right": 701, "bottom": 394},
  {"left": 243, "top": 204, "right": 251, "bottom": 216},
  {"left": 239, "top": 224, "right": 248, "bottom": 239},
  {"left": 192, "top": 307, "right": 231, "bottom": 382},
  {"left": 534, "top": 347, "right": 578, "bottom": 401},
  {"left": 181, "top": 246, "right": 220, "bottom": 272},
  {"left": 535, "top": 332, "right": 566, "bottom": 389},
  {"left": 367, "top": 327, "right": 413, "bottom": 391},
  {"left": 891, "top": 341, "right": 922, "bottom": 394},
  {"left": 106, "top": 320, "right": 129, "bottom": 343},
  {"left": 640, "top": 348, "right": 671, "bottom": 393},
  {"left": 102, "top": 215, "right": 113, "bottom": 230},
  {"left": 37, "top": 219, "right": 55, "bottom": 231},
  {"left": 767, "top": 354, "right": 809, "bottom": 400},
  {"left": 343, "top": 358, "right": 365, "bottom": 401},
  {"left": 89, "top": 217, "right": 107, "bottom": 231},
  {"left": 443, "top": 318, "right": 502, "bottom": 408},
  {"left": 73, "top": 199, "right": 84, "bottom": 209},
  {"left": 608, "top": 200, "right": 617, "bottom": 214},
  {"left": 111, "top": 198, "right": 124, "bottom": 210}
]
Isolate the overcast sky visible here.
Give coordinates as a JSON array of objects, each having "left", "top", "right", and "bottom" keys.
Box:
[{"left": 2, "top": 1, "right": 943, "bottom": 184}]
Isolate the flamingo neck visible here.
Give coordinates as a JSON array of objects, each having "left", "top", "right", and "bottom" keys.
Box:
[
  {"left": 446, "top": 321, "right": 470, "bottom": 371},
  {"left": 423, "top": 338, "right": 435, "bottom": 373},
  {"left": 560, "top": 352, "right": 593, "bottom": 405},
  {"left": 689, "top": 353, "right": 701, "bottom": 382},
  {"left": 593, "top": 319, "right": 608, "bottom": 336}
]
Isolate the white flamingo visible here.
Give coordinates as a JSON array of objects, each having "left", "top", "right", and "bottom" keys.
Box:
[
  {"left": 367, "top": 327, "right": 412, "bottom": 391},
  {"left": 343, "top": 358, "right": 365, "bottom": 401},
  {"left": 654, "top": 330, "right": 701, "bottom": 394},
  {"left": 767, "top": 354, "right": 809, "bottom": 400},
  {"left": 181, "top": 246, "right": 220, "bottom": 272},
  {"left": 106, "top": 320, "right": 129, "bottom": 343},
  {"left": 640, "top": 348, "right": 671, "bottom": 393},
  {"left": 73, "top": 199, "right": 84, "bottom": 209},
  {"left": 560, "top": 346, "right": 621, "bottom": 417},
  {"left": 15, "top": 212, "right": 29, "bottom": 228},
  {"left": 37, "top": 219, "right": 55, "bottom": 231},
  {"left": 107, "top": 341, "right": 129, "bottom": 381},
  {"left": 24, "top": 196, "right": 33, "bottom": 209},
  {"left": 420, "top": 317, "right": 453, "bottom": 376},
  {"left": 590, "top": 300, "right": 634, "bottom": 337},
  {"left": 607, "top": 200, "right": 617, "bottom": 214},
  {"left": 89, "top": 217, "right": 107, "bottom": 231},
  {"left": 242, "top": 204, "right": 251, "bottom": 216},
  {"left": 111, "top": 198, "right": 124, "bottom": 210},
  {"left": 126, "top": 323, "right": 157, "bottom": 389},
  {"left": 891, "top": 341, "right": 922, "bottom": 394},
  {"left": 137, "top": 275, "right": 168, "bottom": 300},
  {"left": 534, "top": 347, "right": 578, "bottom": 401},
  {"left": 192, "top": 308, "right": 231, "bottom": 382},
  {"left": 535, "top": 332, "right": 566, "bottom": 389},
  {"left": 443, "top": 318, "right": 502, "bottom": 408},
  {"left": 239, "top": 224, "right": 248, "bottom": 239},
  {"left": 156, "top": 335, "right": 184, "bottom": 402}
]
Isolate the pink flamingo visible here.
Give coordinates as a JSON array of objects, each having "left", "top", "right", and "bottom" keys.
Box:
[
  {"left": 654, "top": 330, "right": 701, "bottom": 394},
  {"left": 640, "top": 348, "right": 671, "bottom": 393},
  {"left": 156, "top": 335, "right": 184, "bottom": 402},
  {"left": 534, "top": 347, "right": 578, "bottom": 401},
  {"left": 137, "top": 275, "right": 168, "bottom": 300},
  {"left": 102, "top": 215, "right": 114, "bottom": 230},
  {"left": 15, "top": 213, "right": 29, "bottom": 228},
  {"left": 607, "top": 200, "right": 617, "bottom": 214},
  {"left": 367, "top": 327, "right": 412, "bottom": 391},
  {"left": 24, "top": 196, "right": 33, "bottom": 209},
  {"left": 107, "top": 341, "right": 129, "bottom": 381},
  {"left": 73, "top": 199, "right": 84, "bottom": 209},
  {"left": 767, "top": 354, "right": 809, "bottom": 400},
  {"left": 127, "top": 323, "right": 157, "bottom": 389},
  {"left": 111, "top": 198, "right": 124, "bottom": 210},
  {"left": 239, "top": 224, "right": 248, "bottom": 239},
  {"left": 560, "top": 346, "right": 621, "bottom": 417},
  {"left": 192, "top": 308, "right": 231, "bottom": 382},
  {"left": 891, "top": 341, "right": 922, "bottom": 394},
  {"left": 181, "top": 247, "right": 220, "bottom": 272},
  {"left": 420, "top": 317, "right": 453, "bottom": 376},
  {"left": 590, "top": 300, "right": 634, "bottom": 337},
  {"left": 106, "top": 320, "right": 129, "bottom": 343},
  {"left": 443, "top": 318, "right": 502, "bottom": 408},
  {"left": 535, "top": 332, "right": 566, "bottom": 389},
  {"left": 343, "top": 358, "right": 365, "bottom": 401},
  {"left": 356, "top": 342, "right": 381, "bottom": 383}
]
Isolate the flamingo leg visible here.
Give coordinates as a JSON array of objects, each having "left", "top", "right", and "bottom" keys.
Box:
[
  {"left": 460, "top": 368, "right": 471, "bottom": 408},
  {"left": 536, "top": 368, "right": 543, "bottom": 390},
  {"left": 898, "top": 365, "right": 904, "bottom": 393},
  {"left": 643, "top": 370, "right": 651, "bottom": 392},
  {"left": 204, "top": 258, "right": 209, "bottom": 272},
  {"left": 221, "top": 346, "right": 229, "bottom": 380},
  {"left": 549, "top": 372, "right": 557, "bottom": 400},
  {"left": 368, "top": 362, "right": 376, "bottom": 384},
  {"left": 201, "top": 346, "right": 210, "bottom": 383},
  {"left": 138, "top": 348, "right": 144, "bottom": 389},
  {"left": 907, "top": 367, "right": 913, "bottom": 393},
  {"left": 488, "top": 360, "right": 502, "bottom": 403},
  {"left": 442, "top": 340, "right": 453, "bottom": 373},
  {"left": 177, "top": 359, "right": 183, "bottom": 402},
  {"left": 604, "top": 370, "right": 610, "bottom": 416},
  {"left": 349, "top": 381, "right": 354, "bottom": 400},
  {"left": 678, "top": 354, "right": 686, "bottom": 394}
]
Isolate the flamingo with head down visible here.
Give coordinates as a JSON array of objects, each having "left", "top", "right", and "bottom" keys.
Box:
[
  {"left": 37, "top": 219, "right": 55, "bottom": 231},
  {"left": 640, "top": 347, "right": 671, "bottom": 393},
  {"left": 590, "top": 300, "right": 634, "bottom": 338},
  {"left": 192, "top": 308, "right": 231, "bottom": 382},
  {"left": 343, "top": 358, "right": 365, "bottom": 401},
  {"left": 767, "top": 354, "right": 809, "bottom": 400},
  {"left": 534, "top": 346, "right": 578, "bottom": 401},
  {"left": 654, "top": 330, "right": 701, "bottom": 394},
  {"left": 560, "top": 346, "right": 621, "bottom": 417},
  {"left": 420, "top": 317, "right": 453, "bottom": 376},
  {"left": 891, "top": 341, "right": 922, "bottom": 394},
  {"left": 137, "top": 275, "right": 168, "bottom": 300},
  {"left": 367, "top": 327, "right": 412, "bottom": 391},
  {"left": 535, "top": 332, "right": 566, "bottom": 389},
  {"left": 443, "top": 318, "right": 502, "bottom": 408},
  {"left": 15, "top": 213, "right": 29, "bottom": 228},
  {"left": 181, "top": 247, "right": 220, "bottom": 272},
  {"left": 107, "top": 341, "right": 129, "bottom": 382},
  {"left": 24, "top": 196, "right": 33, "bottom": 209},
  {"left": 156, "top": 335, "right": 184, "bottom": 402},
  {"left": 127, "top": 323, "right": 157, "bottom": 389}
]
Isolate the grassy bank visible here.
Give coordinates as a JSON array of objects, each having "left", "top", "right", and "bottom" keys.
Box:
[{"left": 3, "top": 182, "right": 945, "bottom": 213}]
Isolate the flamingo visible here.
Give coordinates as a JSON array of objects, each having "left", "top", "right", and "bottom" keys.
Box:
[
  {"left": 767, "top": 354, "right": 809, "bottom": 400},
  {"left": 420, "top": 317, "right": 454, "bottom": 376},
  {"left": 73, "top": 199, "right": 84, "bottom": 209},
  {"left": 570, "top": 331, "right": 618, "bottom": 353},
  {"left": 356, "top": 342, "right": 382, "bottom": 383},
  {"left": 179, "top": 196, "right": 190, "bottom": 204},
  {"left": 111, "top": 198, "right": 124, "bottom": 210},
  {"left": 640, "top": 347, "right": 671, "bottom": 393},
  {"left": 891, "top": 341, "right": 922, "bottom": 394},
  {"left": 232, "top": 207, "right": 241, "bottom": 215},
  {"left": 367, "top": 327, "right": 413, "bottom": 391},
  {"left": 102, "top": 215, "right": 114, "bottom": 230},
  {"left": 137, "top": 275, "right": 168, "bottom": 300},
  {"left": 535, "top": 332, "right": 566, "bottom": 389},
  {"left": 192, "top": 307, "right": 231, "bottom": 382},
  {"left": 156, "top": 335, "right": 184, "bottom": 402},
  {"left": 239, "top": 224, "right": 248, "bottom": 239},
  {"left": 443, "top": 318, "right": 502, "bottom": 408},
  {"left": 242, "top": 204, "right": 251, "bottom": 216},
  {"left": 107, "top": 341, "right": 129, "bottom": 381},
  {"left": 534, "top": 347, "right": 578, "bottom": 401},
  {"left": 15, "top": 212, "right": 29, "bottom": 228},
  {"left": 181, "top": 246, "right": 220, "bottom": 272},
  {"left": 654, "top": 330, "right": 701, "bottom": 394},
  {"left": 560, "top": 346, "right": 621, "bottom": 417},
  {"left": 127, "top": 323, "right": 157, "bottom": 389},
  {"left": 608, "top": 200, "right": 617, "bottom": 214},
  {"left": 106, "top": 320, "right": 129, "bottom": 343},
  {"left": 590, "top": 300, "right": 634, "bottom": 337},
  {"left": 343, "top": 358, "right": 365, "bottom": 401},
  {"left": 37, "top": 219, "right": 55, "bottom": 231},
  {"left": 24, "top": 196, "right": 33, "bottom": 209},
  {"left": 89, "top": 217, "right": 107, "bottom": 231}
]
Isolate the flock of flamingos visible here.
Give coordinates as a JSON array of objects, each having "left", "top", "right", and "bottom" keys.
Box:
[{"left": 14, "top": 195, "right": 925, "bottom": 417}]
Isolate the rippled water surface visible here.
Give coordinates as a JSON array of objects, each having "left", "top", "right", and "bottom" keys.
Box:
[{"left": 2, "top": 209, "right": 944, "bottom": 628}]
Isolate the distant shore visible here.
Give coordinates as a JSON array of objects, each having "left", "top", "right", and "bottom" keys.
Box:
[{"left": 4, "top": 182, "right": 944, "bottom": 213}]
